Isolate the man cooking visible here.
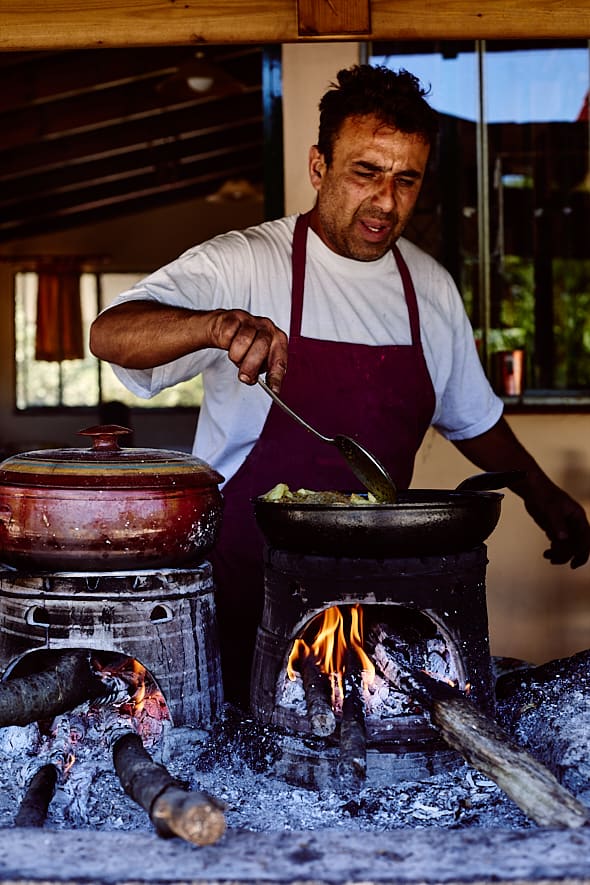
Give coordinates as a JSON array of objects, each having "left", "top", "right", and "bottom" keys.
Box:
[{"left": 90, "top": 64, "right": 590, "bottom": 708}]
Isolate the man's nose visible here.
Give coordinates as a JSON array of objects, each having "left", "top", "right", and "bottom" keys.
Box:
[{"left": 371, "top": 177, "right": 396, "bottom": 211}]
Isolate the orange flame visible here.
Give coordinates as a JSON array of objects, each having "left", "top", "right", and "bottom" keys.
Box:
[
  {"left": 287, "top": 604, "right": 375, "bottom": 694},
  {"left": 131, "top": 660, "right": 147, "bottom": 714},
  {"left": 349, "top": 605, "right": 376, "bottom": 687}
]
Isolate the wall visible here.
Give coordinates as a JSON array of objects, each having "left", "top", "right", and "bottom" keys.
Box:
[{"left": 0, "top": 42, "right": 589, "bottom": 667}]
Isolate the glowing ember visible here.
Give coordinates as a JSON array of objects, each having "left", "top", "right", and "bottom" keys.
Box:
[{"left": 92, "top": 655, "right": 170, "bottom": 737}]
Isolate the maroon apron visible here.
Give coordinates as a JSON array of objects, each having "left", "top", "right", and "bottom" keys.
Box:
[{"left": 209, "top": 212, "right": 435, "bottom": 707}]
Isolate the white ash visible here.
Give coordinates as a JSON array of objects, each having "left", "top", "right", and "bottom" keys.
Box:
[{"left": 0, "top": 702, "right": 533, "bottom": 834}]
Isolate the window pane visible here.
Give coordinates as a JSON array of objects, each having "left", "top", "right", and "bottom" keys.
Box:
[
  {"left": 15, "top": 270, "right": 204, "bottom": 410},
  {"left": 15, "top": 271, "right": 99, "bottom": 409},
  {"left": 487, "top": 46, "right": 590, "bottom": 392},
  {"left": 98, "top": 273, "right": 204, "bottom": 408},
  {"left": 373, "top": 42, "right": 590, "bottom": 398}
]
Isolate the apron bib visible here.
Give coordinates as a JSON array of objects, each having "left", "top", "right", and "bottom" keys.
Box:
[{"left": 210, "top": 212, "right": 435, "bottom": 706}]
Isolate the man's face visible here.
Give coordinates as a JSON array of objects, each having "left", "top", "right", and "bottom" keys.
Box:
[{"left": 308, "top": 114, "right": 430, "bottom": 261}]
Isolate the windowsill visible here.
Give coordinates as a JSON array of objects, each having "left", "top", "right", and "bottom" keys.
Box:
[{"left": 501, "top": 391, "right": 590, "bottom": 413}]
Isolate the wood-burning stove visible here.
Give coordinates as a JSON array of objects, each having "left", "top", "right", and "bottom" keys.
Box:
[
  {"left": 0, "top": 565, "right": 223, "bottom": 728},
  {"left": 250, "top": 544, "right": 495, "bottom": 782}
]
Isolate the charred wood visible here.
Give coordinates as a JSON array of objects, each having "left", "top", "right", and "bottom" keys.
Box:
[
  {"left": 112, "top": 731, "right": 226, "bottom": 845},
  {"left": 13, "top": 763, "right": 58, "bottom": 828},
  {"left": 371, "top": 633, "right": 590, "bottom": 829},
  {"left": 302, "top": 656, "right": 336, "bottom": 737},
  {"left": 0, "top": 651, "right": 115, "bottom": 727},
  {"left": 339, "top": 650, "right": 367, "bottom": 781},
  {"left": 496, "top": 649, "right": 590, "bottom": 806}
]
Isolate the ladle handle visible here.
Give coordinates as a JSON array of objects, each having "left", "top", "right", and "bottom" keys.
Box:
[{"left": 257, "top": 377, "right": 332, "bottom": 444}]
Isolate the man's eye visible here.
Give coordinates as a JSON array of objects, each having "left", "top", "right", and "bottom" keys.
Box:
[
  {"left": 398, "top": 178, "right": 417, "bottom": 188},
  {"left": 355, "top": 170, "right": 374, "bottom": 179}
]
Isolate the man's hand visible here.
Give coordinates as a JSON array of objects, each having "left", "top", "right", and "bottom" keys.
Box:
[
  {"left": 207, "top": 309, "right": 288, "bottom": 393},
  {"left": 453, "top": 417, "right": 590, "bottom": 570},
  {"left": 520, "top": 474, "right": 590, "bottom": 569}
]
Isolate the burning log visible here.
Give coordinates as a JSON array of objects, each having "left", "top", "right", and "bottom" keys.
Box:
[
  {"left": 13, "top": 763, "right": 58, "bottom": 828},
  {"left": 112, "top": 731, "right": 226, "bottom": 845},
  {"left": 0, "top": 651, "right": 122, "bottom": 727},
  {"left": 371, "top": 631, "right": 590, "bottom": 829},
  {"left": 339, "top": 650, "right": 367, "bottom": 781},
  {"left": 301, "top": 656, "right": 336, "bottom": 737}
]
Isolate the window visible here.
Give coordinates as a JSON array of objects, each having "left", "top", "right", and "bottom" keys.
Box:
[
  {"left": 372, "top": 40, "right": 590, "bottom": 405},
  {"left": 14, "top": 270, "right": 203, "bottom": 410}
]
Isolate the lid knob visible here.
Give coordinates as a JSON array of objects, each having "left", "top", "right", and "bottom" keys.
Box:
[{"left": 78, "top": 425, "right": 132, "bottom": 453}]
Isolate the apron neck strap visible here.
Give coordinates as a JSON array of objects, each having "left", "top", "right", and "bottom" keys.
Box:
[{"left": 291, "top": 212, "right": 421, "bottom": 346}]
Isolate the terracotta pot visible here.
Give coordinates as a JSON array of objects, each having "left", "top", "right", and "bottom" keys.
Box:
[{"left": 0, "top": 425, "right": 224, "bottom": 572}]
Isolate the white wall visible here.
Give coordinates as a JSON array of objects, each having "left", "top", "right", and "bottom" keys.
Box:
[{"left": 282, "top": 43, "right": 360, "bottom": 215}]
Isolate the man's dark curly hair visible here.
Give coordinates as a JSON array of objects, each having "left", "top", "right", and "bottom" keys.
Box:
[{"left": 317, "top": 65, "right": 439, "bottom": 166}]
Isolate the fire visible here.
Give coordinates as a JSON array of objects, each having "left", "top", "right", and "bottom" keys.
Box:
[
  {"left": 287, "top": 604, "right": 376, "bottom": 700},
  {"left": 92, "top": 654, "right": 170, "bottom": 737}
]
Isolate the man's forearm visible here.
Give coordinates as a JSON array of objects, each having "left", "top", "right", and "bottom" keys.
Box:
[
  {"left": 452, "top": 416, "right": 542, "bottom": 495},
  {"left": 89, "top": 300, "right": 290, "bottom": 391},
  {"left": 89, "top": 302, "right": 220, "bottom": 369}
]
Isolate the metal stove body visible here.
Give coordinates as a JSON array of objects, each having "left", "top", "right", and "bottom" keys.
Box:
[
  {"left": 251, "top": 543, "right": 495, "bottom": 775},
  {"left": 0, "top": 564, "right": 223, "bottom": 728}
]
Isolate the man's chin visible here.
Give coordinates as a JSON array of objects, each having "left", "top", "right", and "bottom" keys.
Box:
[{"left": 348, "top": 239, "right": 393, "bottom": 261}]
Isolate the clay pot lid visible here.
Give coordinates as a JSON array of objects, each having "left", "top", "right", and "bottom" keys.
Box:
[{"left": 0, "top": 425, "right": 225, "bottom": 490}]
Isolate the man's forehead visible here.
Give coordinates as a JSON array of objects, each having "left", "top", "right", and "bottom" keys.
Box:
[
  {"left": 333, "top": 114, "right": 429, "bottom": 149},
  {"left": 329, "top": 116, "right": 430, "bottom": 164}
]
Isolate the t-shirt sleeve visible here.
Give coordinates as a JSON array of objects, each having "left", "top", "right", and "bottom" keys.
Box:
[
  {"left": 428, "top": 274, "right": 504, "bottom": 441},
  {"left": 99, "top": 233, "right": 254, "bottom": 399}
]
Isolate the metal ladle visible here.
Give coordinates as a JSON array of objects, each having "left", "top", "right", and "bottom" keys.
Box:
[{"left": 258, "top": 377, "right": 397, "bottom": 503}]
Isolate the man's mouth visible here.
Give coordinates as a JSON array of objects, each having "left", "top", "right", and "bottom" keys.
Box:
[{"left": 359, "top": 218, "right": 392, "bottom": 241}]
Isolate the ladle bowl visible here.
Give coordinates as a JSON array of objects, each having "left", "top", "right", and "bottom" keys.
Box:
[{"left": 257, "top": 377, "right": 397, "bottom": 503}]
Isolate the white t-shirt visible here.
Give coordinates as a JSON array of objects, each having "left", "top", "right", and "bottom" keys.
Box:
[{"left": 108, "top": 214, "right": 503, "bottom": 486}]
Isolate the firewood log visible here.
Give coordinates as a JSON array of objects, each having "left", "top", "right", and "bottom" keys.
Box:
[
  {"left": 0, "top": 651, "right": 112, "bottom": 727},
  {"left": 371, "top": 634, "right": 590, "bottom": 829},
  {"left": 112, "top": 732, "right": 226, "bottom": 845},
  {"left": 339, "top": 650, "right": 367, "bottom": 780},
  {"left": 301, "top": 657, "right": 336, "bottom": 737},
  {"left": 13, "top": 763, "right": 58, "bottom": 828}
]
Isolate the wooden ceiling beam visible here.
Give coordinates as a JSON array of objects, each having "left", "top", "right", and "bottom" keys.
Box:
[
  {"left": 0, "top": 148, "right": 264, "bottom": 241},
  {"left": 0, "top": 0, "right": 589, "bottom": 50},
  {"left": 0, "top": 120, "right": 264, "bottom": 201},
  {"left": 0, "top": 90, "right": 264, "bottom": 177}
]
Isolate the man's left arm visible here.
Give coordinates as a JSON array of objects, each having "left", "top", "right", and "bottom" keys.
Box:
[{"left": 453, "top": 416, "right": 590, "bottom": 569}]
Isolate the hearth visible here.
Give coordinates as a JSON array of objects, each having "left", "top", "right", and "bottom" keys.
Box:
[
  {"left": 251, "top": 545, "right": 494, "bottom": 753},
  {"left": 0, "top": 565, "right": 223, "bottom": 729}
]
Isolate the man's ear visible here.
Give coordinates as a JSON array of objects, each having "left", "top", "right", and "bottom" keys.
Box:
[{"left": 309, "top": 145, "right": 326, "bottom": 192}]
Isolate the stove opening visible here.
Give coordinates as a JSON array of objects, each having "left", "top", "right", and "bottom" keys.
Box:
[
  {"left": 4, "top": 648, "right": 171, "bottom": 744},
  {"left": 273, "top": 604, "right": 466, "bottom": 744}
]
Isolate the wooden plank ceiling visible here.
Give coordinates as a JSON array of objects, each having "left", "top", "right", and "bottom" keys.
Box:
[{"left": 0, "top": 45, "right": 265, "bottom": 243}]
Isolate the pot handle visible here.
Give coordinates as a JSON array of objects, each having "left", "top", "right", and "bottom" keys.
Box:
[
  {"left": 455, "top": 470, "right": 526, "bottom": 492},
  {"left": 78, "top": 425, "right": 133, "bottom": 452}
]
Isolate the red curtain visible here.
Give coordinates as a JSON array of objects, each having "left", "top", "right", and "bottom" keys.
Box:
[{"left": 35, "top": 268, "right": 84, "bottom": 362}]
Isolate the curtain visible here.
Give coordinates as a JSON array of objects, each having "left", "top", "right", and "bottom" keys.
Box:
[{"left": 35, "top": 267, "right": 84, "bottom": 361}]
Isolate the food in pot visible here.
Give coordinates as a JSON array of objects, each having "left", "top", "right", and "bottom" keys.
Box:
[{"left": 261, "top": 483, "right": 377, "bottom": 505}]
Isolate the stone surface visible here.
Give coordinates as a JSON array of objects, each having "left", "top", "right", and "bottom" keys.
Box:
[{"left": 0, "top": 827, "right": 589, "bottom": 884}]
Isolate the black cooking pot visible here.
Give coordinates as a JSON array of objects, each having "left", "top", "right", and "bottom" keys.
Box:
[{"left": 253, "top": 471, "right": 522, "bottom": 558}]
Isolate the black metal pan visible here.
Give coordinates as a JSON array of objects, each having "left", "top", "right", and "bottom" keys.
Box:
[{"left": 252, "top": 471, "right": 523, "bottom": 558}]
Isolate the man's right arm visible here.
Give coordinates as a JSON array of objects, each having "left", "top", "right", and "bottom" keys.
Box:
[{"left": 89, "top": 300, "right": 289, "bottom": 392}]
